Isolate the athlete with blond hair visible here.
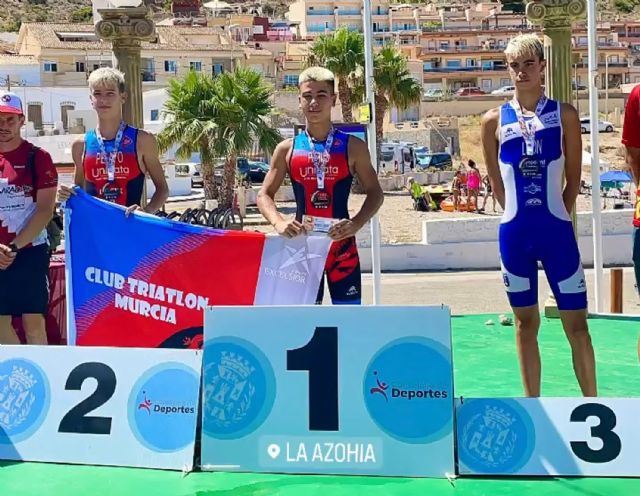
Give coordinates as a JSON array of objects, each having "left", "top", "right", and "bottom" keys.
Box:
[
  {"left": 481, "top": 34, "right": 597, "bottom": 397},
  {"left": 58, "top": 67, "right": 168, "bottom": 213}
]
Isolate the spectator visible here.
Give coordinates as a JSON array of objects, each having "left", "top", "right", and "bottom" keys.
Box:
[
  {"left": 480, "top": 174, "right": 497, "bottom": 213},
  {"left": 0, "top": 91, "right": 58, "bottom": 345},
  {"left": 451, "top": 170, "right": 463, "bottom": 211},
  {"left": 466, "top": 159, "right": 481, "bottom": 212}
]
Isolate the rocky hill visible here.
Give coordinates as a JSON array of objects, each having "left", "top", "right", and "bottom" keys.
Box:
[{"left": 0, "top": 0, "right": 635, "bottom": 35}]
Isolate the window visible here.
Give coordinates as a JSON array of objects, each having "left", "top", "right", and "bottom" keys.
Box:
[
  {"left": 446, "top": 59, "right": 461, "bottom": 68},
  {"left": 44, "top": 62, "right": 58, "bottom": 72},
  {"left": 212, "top": 63, "right": 224, "bottom": 76},
  {"left": 164, "top": 60, "right": 177, "bottom": 73},
  {"left": 150, "top": 109, "right": 159, "bottom": 121},
  {"left": 75, "top": 61, "right": 85, "bottom": 73},
  {"left": 466, "top": 59, "right": 476, "bottom": 67},
  {"left": 27, "top": 103, "right": 43, "bottom": 130},
  {"left": 60, "top": 104, "right": 75, "bottom": 130},
  {"left": 190, "top": 61, "right": 202, "bottom": 72},
  {"left": 423, "top": 62, "right": 433, "bottom": 70},
  {"left": 283, "top": 74, "right": 299, "bottom": 87},
  {"left": 481, "top": 79, "right": 492, "bottom": 91}
]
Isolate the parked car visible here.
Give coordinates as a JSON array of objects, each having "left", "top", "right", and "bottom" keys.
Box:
[
  {"left": 491, "top": 85, "right": 515, "bottom": 95},
  {"left": 456, "top": 87, "right": 486, "bottom": 97},
  {"left": 424, "top": 88, "right": 444, "bottom": 98},
  {"left": 237, "top": 158, "right": 270, "bottom": 184},
  {"left": 191, "top": 170, "right": 203, "bottom": 188},
  {"left": 579, "top": 118, "right": 615, "bottom": 133},
  {"left": 415, "top": 152, "right": 453, "bottom": 171}
]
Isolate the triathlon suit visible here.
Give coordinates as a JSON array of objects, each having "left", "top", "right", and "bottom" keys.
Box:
[
  {"left": 289, "top": 129, "right": 361, "bottom": 305},
  {"left": 498, "top": 97, "right": 587, "bottom": 310},
  {"left": 82, "top": 125, "right": 144, "bottom": 207}
]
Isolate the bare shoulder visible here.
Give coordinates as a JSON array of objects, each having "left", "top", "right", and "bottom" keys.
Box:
[
  {"left": 347, "top": 134, "right": 368, "bottom": 155},
  {"left": 273, "top": 138, "right": 293, "bottom": 161},
  {"left": 560, "top": 102, "right": 579, "bottom": 120},
  {"left": 137, "top": 129, "right": 158, "bottom": 147},
  {"left": 481, "top": 107, "right": 500, "bottom": 127},
  {"left": 71, "top": 136, "right": 85, "bottom": 152}
]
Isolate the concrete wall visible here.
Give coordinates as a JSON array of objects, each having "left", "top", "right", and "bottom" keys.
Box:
[
  {"left": 421, "top": 95, "right": 626, "bottom": 117},
  {"left": 356, "top": 209, "right": 634, "bottom": 272}
]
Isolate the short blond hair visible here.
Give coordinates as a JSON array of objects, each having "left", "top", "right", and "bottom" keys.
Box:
[
  {"left": 504, "top": 34, "right": 544, "bottom": 61},
  {"left": 299, "top": 67, "right": 335, "bottom": 93},
  {"left": 88, "top": 67, "right": 126, "bottom": 93}
]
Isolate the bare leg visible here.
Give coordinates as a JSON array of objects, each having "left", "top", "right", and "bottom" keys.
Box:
[
  {"left": 559, "top": 309, "right": 597, "bottom": 396},
  {"left": 513, "top": 305, "right": 542, "bottom": 397},
  {"left": 22, "top": 314, "right": 47, "bottom": 345},
  {"left": 0, "top": 315, "right": 20, "bottom": 344}
]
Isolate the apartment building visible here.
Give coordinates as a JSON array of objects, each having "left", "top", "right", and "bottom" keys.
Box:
[{"left": 13, "top": 23, "right": 276, "bottom": 88}]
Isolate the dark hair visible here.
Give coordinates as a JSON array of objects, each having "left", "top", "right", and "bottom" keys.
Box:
[{"left": 468, "top": 160, "right": 476, "bottom": 168}]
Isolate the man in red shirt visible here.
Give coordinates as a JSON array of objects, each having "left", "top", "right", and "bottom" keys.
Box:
[
  {"left": 622, "top": 84, "right": 640, "bottom": 363},
  {"left": 0, "top": 91, "right": 57, "bottom": 344}
]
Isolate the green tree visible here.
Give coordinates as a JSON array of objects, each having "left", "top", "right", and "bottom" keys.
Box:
[
  {"left": 70, "top": 6, "right": 93, "bottom": 23},
  {"left": 306, "top": 27, "right": 365, "bottom": 123},
  {"left": 157, "top": 68, "right": 281, "bottom": 209},
  {"left": 352, "top": 46, "right": 422, "bottom": 159}
]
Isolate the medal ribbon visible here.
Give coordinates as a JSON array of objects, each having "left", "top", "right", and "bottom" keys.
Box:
[
  {"left": 96, "top": 121, "right": 127, "bottom": 182},
  {"left": 305, "top": 127, "right": 335, "bottom": 191},
  {"left": 510, "top": 95, "right": 547, "bottom": 157}
]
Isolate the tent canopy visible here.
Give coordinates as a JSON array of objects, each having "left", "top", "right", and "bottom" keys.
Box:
[{"left": 600, "top": 170, "right": 632, "bottom": 183}]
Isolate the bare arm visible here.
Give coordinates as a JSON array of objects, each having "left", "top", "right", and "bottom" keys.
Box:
[
  {"left": 13, "top": 187, "right": 56, "bottom": 249},
  {"left": 57, "top": 138, "right": 85, "bottom": 202},
  {"left": 257, "top": 139, "right": 304, "bottom": 237},
  {"left": 561, "top": 103, "right": 582, "bottom": 214},
  {"left": 329, "top": 137, "right": 384, "bottom": 241},
  {"left": 626, "top": 146, "right": 640, "bottom": 186},
  {"left": 481, "top": 108, "right": 504, "bottom": 209},
  {"left": 138, "top": 130, "right": 169, "bottom": 213}
]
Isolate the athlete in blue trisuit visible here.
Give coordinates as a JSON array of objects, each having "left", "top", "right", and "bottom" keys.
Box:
[{"left": 481, "top": 34, "right": 597, "bottom": 397}]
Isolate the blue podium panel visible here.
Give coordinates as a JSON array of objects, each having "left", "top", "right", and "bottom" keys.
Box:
[
  {"left": 0, "top": 346, "right": 201, "bottom": 470},
  {"left": 201, "top": 306, "right": 454, "bottom": 477},
  {"left": 457, "top": 398, "right": 640, "bottom": 477}
]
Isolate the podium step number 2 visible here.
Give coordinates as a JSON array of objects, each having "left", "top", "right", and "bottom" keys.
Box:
[{"left": 201, "top": 306, "right": 455, "bottom": 478}]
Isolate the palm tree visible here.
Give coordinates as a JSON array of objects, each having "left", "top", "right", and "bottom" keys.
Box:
[
  {"left": 372, "top": 46, "right": 422, "bottom": 158},
  {"left": 158, "top": 68, "right": 282, "bottom": 209},
  {"left": 306, "top": 28, "right": 364, "bottom": 123}
]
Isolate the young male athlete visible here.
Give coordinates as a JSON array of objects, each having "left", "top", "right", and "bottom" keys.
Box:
[
  {"left": 0, "top": 91, "right": 57, "bottom": 344},
  {"left": 481, "top": 34, "right": 597, "bottom": 396},
  {"left": 621, "top": 82, "right": 640, "bottom": 364},
  {"left": 257, "top": 67, "right": 384, "bottom": 304},
  {"left": 57, "top": 67, "right": 168, "bottom": 212}
]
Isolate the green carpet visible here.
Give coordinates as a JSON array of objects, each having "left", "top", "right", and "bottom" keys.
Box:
[{"left": 2, "top": 314, "right": 639, "bottom": 495}]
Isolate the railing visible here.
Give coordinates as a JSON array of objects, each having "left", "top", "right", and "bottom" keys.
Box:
[
  {"left": 337, "top": 9, "right": 360, "bottom": 15},
  {"left": 308, "top": 25, "right": 336, "bottom": 32},
  {"left": 423, "top": 66, "right": 507, "bottom": 73},
  {"left": 307, "top": 10, "right": 334, "bottom": 16},
  {"left": 574, "top": 62, "right": 628, "bottom": 68}
]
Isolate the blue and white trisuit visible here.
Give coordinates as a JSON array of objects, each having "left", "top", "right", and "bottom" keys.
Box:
[{"left": 498, "top": 97, "right": 587, "bottom": 310}]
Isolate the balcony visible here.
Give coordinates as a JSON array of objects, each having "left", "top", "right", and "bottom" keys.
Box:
[
  {"left": 573, "top": 62, "right": 628, "bottom": 68},
  {"left": 423, "top": 65, "right": 507, "bottom": 73},
  {"left": 307, "top": 9, "right": 334, "bottom": 16},
  {"left": 308, "top": 25, "right": 336, "bottom": 32},
  {"left": 337, "top": 9, "right": 361, "bottom": 15}
]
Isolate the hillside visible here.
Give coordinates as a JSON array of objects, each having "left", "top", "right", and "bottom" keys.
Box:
[{"left": 0, "top": 0, "right": 636, "bottom": 35}]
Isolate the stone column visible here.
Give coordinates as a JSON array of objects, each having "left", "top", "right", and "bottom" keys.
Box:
[
  {"left": 526, "top": 0, "right": 586, "bottom": 317},
  {"left": 94, "top": 6, "right": 155, "bottom": 129},
  {"left": 526, "top": 0, "right": 586, "bottom": 103}
]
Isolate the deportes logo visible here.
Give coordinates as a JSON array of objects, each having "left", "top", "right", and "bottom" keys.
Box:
[
  {"left": 202, "top": 337, "right": 276, "bottom": 440},
  {"left": 458, "top": 399, "right": 534, "bottom": 474},
  {"left": 369, "top": 371, "right": 389, "bottom": 401},
  {"left": 0, "top": 359, "right": 50, "bottom": 444},
  {"left": 128, "top": 363, "right": 199, "bottom": 453},
  {"left": 525, "top": 198, "right": 542, "bottom": 207},
  {"left": 363, "top": 337, "right": 452, "bottom": 444},
  {"left": 524, "top": 183, "right": 542, "bottom": 195}
]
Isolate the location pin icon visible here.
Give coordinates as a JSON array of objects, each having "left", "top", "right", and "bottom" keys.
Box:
[{"left": 267, "top": 443, "right": 280, "bottom": 459}]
